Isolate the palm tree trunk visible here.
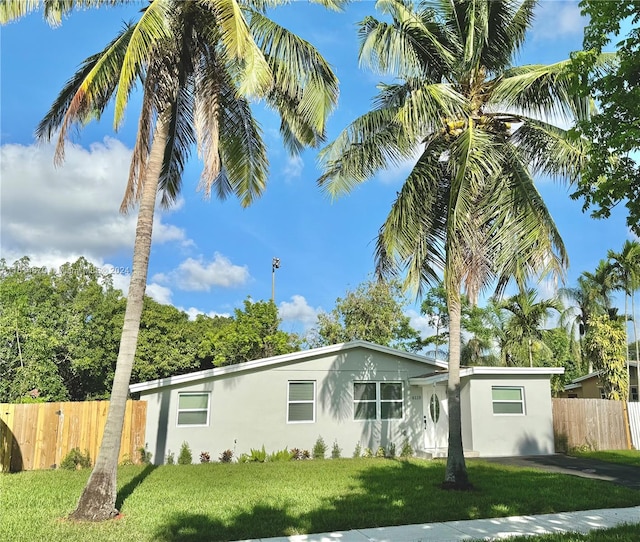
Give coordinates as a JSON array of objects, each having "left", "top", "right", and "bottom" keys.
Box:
[
  {"left": 443, "top": 288, "right": 471, "bottom": 489},
  {"left": 625, "top": 289, "right": 630, "bottom": 395},
  {"left": 69, "top": 114, "right": 170, "bottom": 521}
]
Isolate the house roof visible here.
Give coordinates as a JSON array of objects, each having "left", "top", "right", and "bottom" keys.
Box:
[
  {"left": 129, "top": 340, "right": 447, "bottom": 394},
  {"left": 562, "top": 360, "right": 638, "bottom": 389},
  {"left": 409, "top": 366, "right": 565, "bottom": 386}
]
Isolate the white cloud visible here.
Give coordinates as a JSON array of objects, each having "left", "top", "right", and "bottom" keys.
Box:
[
  {"left": 153, "top": 253, "right": 250, "bottom": 292},
  {"left": 282, "top": 155, "right": 304, "bottom": 180},
  {"left": 181, "top": 306, "right": 232, "bottom": 321},
  {"left": 532, "top": 1, "right": 586, "bottom": 40},
  {"left": 406, "top": 309, "right": 436, "bottom": 340},
  {"left": 146, "top": 283, "right": 174, "bottom": 305},
  {"left": 278, "top": 295, "right": 321, "bottom": 328},
  {"left": 0, "top": 139, "right": 190, "bottom": 264}
]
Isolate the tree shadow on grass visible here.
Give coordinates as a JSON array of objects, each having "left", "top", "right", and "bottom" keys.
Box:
[
  {"left": 116, "top": 464, "right": 158, "bottom": 510},
  {"left": 153, "top": 506, "right": 301, "bottom": 542}
]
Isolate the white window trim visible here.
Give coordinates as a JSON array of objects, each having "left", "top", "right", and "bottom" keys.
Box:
[
  {"left": 177, "top": 392, "right": 210, "bottom": 427},
  {"left": 287, "top": 381, "right": 316, "bottom": 424},
  {"left": 353, "top": 381, "right": 404, "bottom": 421},
  {"left": 491, "top": 386, "right": 525, "bottom": 416}
]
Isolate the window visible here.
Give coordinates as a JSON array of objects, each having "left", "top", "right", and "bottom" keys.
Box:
[
  {"left": 491, "top": 386, "right": 525, "bottom": 415},
  {"left": 288, "top": 381, "right": 315, "bottom": 423},
  {"left": 177, "top": 392, "right": 210, "bottom": 426},
  {"left": 632, "top": 386, "right": 638, "bottom": 402},
  {"left": 354, "top": 382, "right": 403, "bottom": 420}
]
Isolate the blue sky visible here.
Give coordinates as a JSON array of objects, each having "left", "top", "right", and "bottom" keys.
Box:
[{"left": 0, "top": 1, "right": 635, "bottom": 338}]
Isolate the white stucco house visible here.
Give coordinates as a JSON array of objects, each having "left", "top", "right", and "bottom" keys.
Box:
[{"left": 129, "top": 341, "right": 563, "bottom": 464}]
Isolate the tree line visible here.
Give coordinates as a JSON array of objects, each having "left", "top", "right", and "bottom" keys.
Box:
[{"left": 0, "top": 257, "right": 298, "bottom": 403}]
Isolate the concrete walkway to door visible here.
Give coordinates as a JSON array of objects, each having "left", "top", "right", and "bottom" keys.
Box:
[{"left": 479, "top": 454, "right": 640, "bottom": 490}]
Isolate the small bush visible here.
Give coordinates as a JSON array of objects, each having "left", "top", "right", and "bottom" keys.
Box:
[
  {"left": 376, "top": 446, "right": 386, "bottom": 458},
  {"left": 363, "top": 447, "right": 373, "bottom": 458},
  {"left": 387, "top": 442, "right": 396, "bottom": 459},
  {"left": 178, "top": 441, "right": 193, "bottom": 465},
  {"left": 353, "top": 442, "right": 362, "bottom": 459},
  {"left": 200, "top": 451, "right": 211, "bottom": 463},
  {"left": 165, "top": 451, "right": 175, "bottom": 465},
  {"left": 244, "top": 446, "right": 267, "bottom": 462},
  {"left": 290, "top": 448, "right": 310, "bottom": 461},
  {"left": 313, "top": 436, "right": 327, "bottom": 459},
  {"left": 138, "top": 444, "right": 152, "bottom": 465},
  {"left": 400, "top": 438, "right": 414, "bottom": 458},
  {"left": 331, "top": 440, "right": 341, "bottom": 459},
  {"left": 219, "top": 449, "right": 233, "bottom": 463},
  {"left": 60, "top": 448, "right": 91, "bottom": 470},
  {"left": 268, "top": 448, "right": 292, "bottom": 462}
]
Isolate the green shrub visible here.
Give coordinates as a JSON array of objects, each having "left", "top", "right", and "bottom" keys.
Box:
[
  {"left": 178, "top": 441, "right": 193, "bottom": 465},
  {"left": 376, "top": 446, "right": 386, "bottom": 458},
  {"left": 165, "top": 451, "right": 175, "bottom": 465},
  {"left": 59, "top": 448, "right": 91, "bottom": 470},
  {"left": 400, "top": 438, "right": 413, "bottom": 458},
  {"left": 312, "top": 436, "right": 327, "bottom": 459},
  {"left": 243, "top": 446, "right": 267, "bottom": 462},
  {"left": 363, "top": 447, "right": 373, "bottom": 458},
  {"left": 331, "top": 440, "right": 341, "bottom": 459},
  {"left": 200, "top": 451, "right": 211, "bottom": 463},
  {"left": 353, "top": 442, "right": 362, "bottom": 458},
  {"left": 387, "top": 442, "right": 396, "bottom": 458},
  {"left": 268, "top": 448, "right": 292, "bottom": 462},
  {"left": 219, "top": 449, "right": 233, "bottom": 463},
  {"left": 138, "top": 444, "right": 152, "bottom": 465}
]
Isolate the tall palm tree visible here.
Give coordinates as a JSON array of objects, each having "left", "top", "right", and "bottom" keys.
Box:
[
  {"left": 499, "top": 288, "right": 562, "bottom": 367},
  {"left": 3, "top": 0, "right": 341, "bottom": 520},
  {"left": 318, "top": 0, "right": 600, "bottom": 488},
  {"left": 608, "top": 240, "right": 640, "bottom": 395}
]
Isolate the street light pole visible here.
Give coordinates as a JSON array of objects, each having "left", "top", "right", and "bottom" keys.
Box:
[{"left": 271, "top": 257, "right": 280, "bottom": 303}]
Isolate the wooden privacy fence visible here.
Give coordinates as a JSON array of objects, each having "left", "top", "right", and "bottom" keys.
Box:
[
  {"left": 552, "top": 398, "right": 630, "bottom": 451},
  {"left": 0, "top": 400, "right": 146, "bottom": 472}
]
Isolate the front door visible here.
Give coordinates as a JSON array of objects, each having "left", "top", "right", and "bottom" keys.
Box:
[{"left": 422, "top": 384, "right": 448, "bottom": 452}]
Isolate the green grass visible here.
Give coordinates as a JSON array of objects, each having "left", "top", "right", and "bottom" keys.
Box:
[
  {"left": 568, "top": 449, "right": 640, "bottom": 467},
  {"left": 3, "top": 459, "right": 640, "bottom": 542},
  {"left": 504, "top": 524, "right": 640, "bottom": 541}
]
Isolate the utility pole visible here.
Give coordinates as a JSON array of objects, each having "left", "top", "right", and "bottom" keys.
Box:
[{"left": 271, "top": 257, "right": 280, "bottom": 303}]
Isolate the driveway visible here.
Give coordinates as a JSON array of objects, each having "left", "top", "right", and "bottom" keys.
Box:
[{"left": 479, "top": 454, "right": 640, "bottom": 490}]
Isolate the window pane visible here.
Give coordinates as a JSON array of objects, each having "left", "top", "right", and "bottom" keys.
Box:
[
  {"left": 289, "top": 382, "right": 314, "bottom": 401},
  {"left": 492, "top": 388, "right": 522, "bottom": 401},
  {"left": 381, "top": 401, "right": 403, "bottom": 419},
  {"left": 288, "top": 403, "right": 313, "bottom": 422},
  {"left": 177, "top": 411, "right": 208, "bottom": 425},
  {"left": 381, "top": 383, "right": 402, "bottom": 400},
  {"left": 493, "top": 402, "right": 523, "bottom": 414},
  {"left": 354, "top": 402, "right": 376, "bottom": 420},
  {"left": 179, "top": 394, "right": 209, "bottom": 409},
  {"left": 354, "top": 383, "right": 376, "bottom": 401}
]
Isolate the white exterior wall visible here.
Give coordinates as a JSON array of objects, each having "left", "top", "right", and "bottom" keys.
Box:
[
  {"left": 466, "top": 375, "right": 555, "bottom": 456},
  {"left": 140, "top": 347, "right": 430, "bottom": 464}
]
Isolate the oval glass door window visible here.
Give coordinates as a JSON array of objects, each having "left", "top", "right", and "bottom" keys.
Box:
[{"left": 429, "top": 394, "right": 440, "bottom": 423}]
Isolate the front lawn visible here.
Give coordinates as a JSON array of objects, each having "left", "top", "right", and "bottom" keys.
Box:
[
  {"left": 3, "top": 458, "right": 640, "bottom": 542},
  {"left": 568, "top": 450, "right": 640, "bottom": 467}
]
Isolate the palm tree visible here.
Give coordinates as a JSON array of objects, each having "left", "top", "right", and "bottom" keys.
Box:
[
  {"left": 608, "top": 240, "right": 640, "bottom": 395},
  {"left": 499, "top": 288, "right": 562, "bottom": 367},
  {"left": 317, "top": 0, "right": 598, "bottom": 488},
  {"left": 3, "top": 0, "right": 341, "bottom": 520},
  {"left": 560, "top": 273, "right": 609, "bottom": 373}
]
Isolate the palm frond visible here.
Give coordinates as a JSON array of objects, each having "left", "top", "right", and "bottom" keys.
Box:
[
  {"left": 317, "top": 106, "right": 417, "bottom": 198},
  {"left": 0, "top": 0, "right": 126, "bottom": 26},
  {"left": 248, "top": 11, "right": 339, "bottom": 144}
]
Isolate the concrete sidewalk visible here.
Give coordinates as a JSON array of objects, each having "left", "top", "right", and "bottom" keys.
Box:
[{"left": 236, "top": 506, "right": 640, "bottom": 541}]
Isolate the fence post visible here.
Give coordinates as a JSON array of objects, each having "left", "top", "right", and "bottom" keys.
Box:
[{"left": 622, "top": 401, "right": 632, "bottom": 450}]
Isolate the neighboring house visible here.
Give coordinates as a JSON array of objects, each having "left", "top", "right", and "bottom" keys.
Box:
[
  {"left": 129, "top": 341, "right": 563, "bottom": 464},
  {"left": 558, "top": 361, "right": 639, "bottom": 401}
]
